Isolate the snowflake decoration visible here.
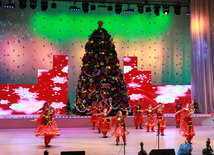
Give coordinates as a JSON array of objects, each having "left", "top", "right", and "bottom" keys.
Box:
[
  {"left": 0, "top": 99, "right": 10, "bottom": 105},
  {"left": 154, "top": 95, "right": 176, "bottom": 104},
  {"left": 13, "top": 87, "right": 38, "bottom": 100},
  {"left": 38, "top": 69, "right": 49, "bottom": 77},
  {"left": 52, "top": 87, "right": 62, "bottom": 91},
  {"left": 51, "top": 75, "right": 68, "bottom": 84},
  {"left": 61, "top": 65, "right": 68, "bottom": 73},
  {"left": 129, "top": 94, "right": 144, "bottom": 101},
  {"left": 123, "top": 57, "right": 132, "bottom": 62},
  {"left": 51, "top": 102, "right": 66, "bottom": 109},
  {"left": 136, "top": 74, "right": 147, "bottom": 81},
  {"left": 124, "top": 66, "right": 133, "bottom": 74},
  {"left": 128, "top": 82, "right": 141, "bottom": 88}
]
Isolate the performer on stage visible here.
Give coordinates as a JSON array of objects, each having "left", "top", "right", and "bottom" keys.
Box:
[
  {"left": 32, "top": 108, "right": 60, "bottom": 147},
  {"left": 175, "top": 100, "right": 182, "bottom": 128},
  {"left": 134, "top": 99, "right": 144, "bottom": 129},
  {"left": 111, "top": 109, "right": 129, "bottom": 145},
  {"left": 193, "top": 97, "right": 200, "bottom": 113},
  {"left": 96, "top": 99, "right": 112, "bottom": 138},
  {"left": 96, "top": 100, "right": 106, "bottom": 133},
  {"left": 155, "top": 104, "right": 166, "bottom": 136},
  {"left": 87, "top": 101, "right": 98, "bottom": 130},
  {"left": 36, "top": 101, "right": 51, "bottom": 114},
  {"left": 176, "top": 102, "right": 195, "bottom": 143},
  {"left": 144, "top": 104, "right": 160, "bottom": 132}
]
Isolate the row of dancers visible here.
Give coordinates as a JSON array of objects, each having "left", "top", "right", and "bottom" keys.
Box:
[{"left": 31, "top": 98, "right": 204, "bottom": 147}]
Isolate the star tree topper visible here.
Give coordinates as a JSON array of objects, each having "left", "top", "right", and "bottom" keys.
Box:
[{"left": 98, "top": 20, "right": 104, "bottom": 27}]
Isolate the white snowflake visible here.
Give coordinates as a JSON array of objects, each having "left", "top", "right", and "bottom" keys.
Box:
[
  {"left": 38, "top": 69, "right": 49, "bottom": 77},
  {"left": 129, "top": 94, "right": 144, "bottom": 101},
  {"left": 136, "top": 74, "right": 147, "bottom": 81},
  {"left": 51, "top": 76, "right": 68, "bottom": 84},
  {"left": 123, "top": 57, "right": 131, "bottom": 62},
  {"left": 51, "top": 102, "right": 66, "bottom": 109},
  {"left": 128, "top": 82, "right": 141, "bottom": 88},
  {"left": 61, "top": 65, "right": 68, "bottom": 73},
  {"left": 0, "top": 99, "right": 10, "bottom": 105},
  {"left": 124, "top": 66, "right": 133, "bottom": 74},
  {"left": 52, "top": 87, "right": 62, "bottom": 91},
  {"left": 13, "top": 87, "right": 38, "bottom": 100}
]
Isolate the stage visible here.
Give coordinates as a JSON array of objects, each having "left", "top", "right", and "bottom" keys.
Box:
[
  {"left": 0, "top": 126, "right": 213, "bottom": 155},
  {"left": 0, "top": 114, "right": 213, "bottom": 128}
]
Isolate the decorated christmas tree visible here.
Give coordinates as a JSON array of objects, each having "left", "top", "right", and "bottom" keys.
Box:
[{"left": 72, "top": 21, "right": 129, "bottom": 116}]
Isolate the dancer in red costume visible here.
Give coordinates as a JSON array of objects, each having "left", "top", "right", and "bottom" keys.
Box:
[
  {"left": 175, "top": 100, "right": 182, "bottom": 128},
  {"left": 144, "top": 104, "right": 160, "bottom": 132},
  {"left": 155, "top": 104, "right": 166, "bottom": 136},
  {"left": 134, "top": 99, "right": 144, "bottom": 129},
  {"left": 111, "top": 109, "right": 129, "bottom": 145},
  {"left": 176, "top": 101, "right": 195, "bottom": 143},
  {"left": 32, "top": 108, "right": 60, "bottom": 147},
  {"left": 87, "top": 101, "right": 98, "bottom": 129},
  {"left": 96, "top": 98, "right": 113, "bottom": 138},
  {"left": 96, "top": 100, "right": 106, "bottom": 133}
]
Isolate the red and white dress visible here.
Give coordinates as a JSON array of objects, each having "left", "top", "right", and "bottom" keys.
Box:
[
  {"left": 179, "top": 108, "right": 195, "bottom": 143},
  {"left": 134, "top": 104, "right": 144, "bottom": 129},
  {"left": 34, "top": 109, "right": 60, "bottom": 146},
  {"left": 144, "top": 105, "right": 159, "bottom": 132},
  {"left": 154, "top": 108, "right": 166, "bottom": 135},
  {"left": 111, "top": 111, "right": 129, "bottom": 145},
  {"left": 97, "top": 108, "right": 112, "bottom": 137}
]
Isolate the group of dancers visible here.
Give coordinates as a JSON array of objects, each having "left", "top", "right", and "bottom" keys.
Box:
[{"left": 31, "top": 97, "right": 203, "bottom": 147}]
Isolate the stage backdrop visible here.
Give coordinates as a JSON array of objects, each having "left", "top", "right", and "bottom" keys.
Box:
[{"left": 0, "top": 1, "right": 191, "bottom": 112}]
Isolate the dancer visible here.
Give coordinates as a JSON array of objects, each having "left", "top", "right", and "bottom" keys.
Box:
[
  {"left": 175, "top": 100, "right": 182, "bottom": 128},
  {"left": 96, "top": 100, "right": 106, "bottom": 133},
  {"left": 111, "top": 108, "right": 129, "bottom": 145},
  {"left": 155, "top": 104, "right": 166, "bottom": 136},
  {"left": 134, "top": 99, "right": 144, "bottom": 129},
  {"left": 96, "top": 98, "right": 113, "bottom": 138},
  {"left": 176, "top": 102, "right": 195, "bottom": 143},
  {"left": 87, "top": 101, "right": 98, "bottom": 129},
  {"left": 144, "top": 104, "right": 160, "bottom": 132},
  {"left": 193, "top": 97, "right": 200, "bottom": 113},
  {"left": 32, "top": 108, "right": 60, "bottom": 147}
]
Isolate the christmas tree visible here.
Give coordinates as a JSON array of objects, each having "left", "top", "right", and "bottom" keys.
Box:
[{"left": 72, "top": 21, "right": 129, "bottom": 116}]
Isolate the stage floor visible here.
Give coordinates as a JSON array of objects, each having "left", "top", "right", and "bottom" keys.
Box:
[{"left": 0, "top": 126, "right": 213, "bottom": 155}]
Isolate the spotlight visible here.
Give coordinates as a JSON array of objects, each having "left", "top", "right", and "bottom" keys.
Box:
[
  {"left": 82, "top": 2, "right": 89, "bottom": 14},
  {"left": 41, "top": 0, "right": 48, "bottom": 12},
  {"left": 174, "top": 4, "right": 181, "bottom": 15},
  {"left": 145, "top": 6, "right": 151, "bottom": 12},
  {"left": 108, "top": 5, "right": 112, "bottom": 11},
  {"left": 70, "top": 2, "right": 80, "bottom": 11},
  {"left": 4, "top": 0, "right": 15, "bottom": 8},
  {"left": 115, "top": 3, "right": 122, "bottom": 15},
  {"left": 30, "top": 0, "right": 37, "bottom": 9},
  {"left": 184, "top": 7, "right": 190, "bottom": 15},
  {"left": 124, "top": 4, "right": 134, "bottom": 13},
  {"left": 137, "top": 4, "right": 144, "bottom": 14},
  {"left": 163, "top": 5, "right": 169, "bottom": 15},
  {"left": 70, "top": 6, "right": 80, "bottom": 11},
  {"left": 51, "top": 2, "right": 56, "bottom": 9},
  {"left": 19, "top": 0, "right": 26, "bottom": 9},
  {"left": 91, "top": 4, "right": 95, "bottom": 11}
]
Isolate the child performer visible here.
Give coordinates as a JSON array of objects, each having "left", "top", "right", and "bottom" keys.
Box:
[
  {"left": 175, "top": 100, "right": 182, "bottom": 128},
  {"left": 96, "top": 100, "right": 106, "bottom": 133},
  {"left": 111, "top": 109, "right": 129, "bottom": 145},
  {"left": 144, "top": 104, "right": 160, "bottom": 132},
  {"left": 155, "top": 104, "right": 166, "bottom": 136},
  {"left": 176, "top": 101, "right": 195, "bottom": 143},
  {"left": 87, "top": 101, "right": 98, "bottom": 130},
  {"left": 134, "top": 99, "right": 144, "bottom": 129},
  {"left": 97, "top": 99, "right": 113, "bottom": 138},
  {"left": 32, "top": 108, "right": 60, "bottom": 147}
]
